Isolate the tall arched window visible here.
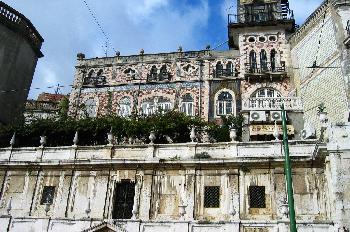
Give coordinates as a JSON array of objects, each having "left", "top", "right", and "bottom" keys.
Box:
[
  {"left": 260, "top": 49, "right": 268, "bottom": 71},
  {"left": 181, "top": 94, "right": 194, "bottom": 116},
  {"left": 119, "top": 97, "right": 131, "bottom": 117},
  {"left": 270, "top": 49, "right": 276, "bottom": 72},
  {"left": 148, "top": 66, "right": 158, "bottom": 81},
  {"left": 216, "top": 91, "right": 234, "bottom": 116},
  {"left": 216, "top": 62, "right": 223, "bottom": 77},
  {"left": 226, "top": 61, "right": 234, "bottom": 76},
  {"left": 249, "top": 50, "right": 257, "bottom": 73},
  {"left": 159, "top": 65, "right": 169, "bottom": 81}
]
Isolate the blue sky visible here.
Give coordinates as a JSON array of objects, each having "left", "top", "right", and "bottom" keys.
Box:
[{"left": 2, "top": 0, "right": 323, "bottom": 99}]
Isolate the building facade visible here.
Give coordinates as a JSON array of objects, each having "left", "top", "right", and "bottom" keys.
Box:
[
  {"left": 68, "top": 0, "right": 306, "bottom": 142},
  {"left": 0, "top": 1, "right": 44, "bottom": 125},
  {"left": 290, "top": 0, "right": 350, "bottom": 136}
]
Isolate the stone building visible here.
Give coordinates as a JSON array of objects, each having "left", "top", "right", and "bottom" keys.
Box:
[
  {"left": 0, "top": 0, "right": 349, "bottom": 232},
  {"left": 290, "top": 0, "right": 350, "bottom": 136},
  {"left": 0, "top": 1, "right": 44, "bottom": 125},
  {"left": 24, "top": 93, "right": 68, "bottom": 122},
  {"left": 68, "top": 0, "right": 305, "bottom": 142}
]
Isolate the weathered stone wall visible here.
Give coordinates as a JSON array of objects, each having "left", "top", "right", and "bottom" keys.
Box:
[{"left": 0, "top": 139, "right": 344, "bottom": 231}]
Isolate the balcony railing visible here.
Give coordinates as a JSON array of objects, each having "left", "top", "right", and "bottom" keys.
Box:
[
  {"left": 228, "top": 10, "right": 294, "bottom": 25},
  {"left": 242, "top": 97, "right": 303, "bottom": 111},
  {"left": 83, "top": 75, "right": 107, "bottom": 86},
  {"left": 0, "top": 1, "right": 43, "bottom": 56},
  {"left": 213, "top": 69, "right": 238, "bottom": 78},
  {"left": 245, "top": 62, "right": 286, "bottom": 75}
]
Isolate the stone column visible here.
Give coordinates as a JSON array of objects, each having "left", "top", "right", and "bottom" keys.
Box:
[
  {"left": 132, "top": 170, "right": 144, "bottom": 219},
  {"left": 184, "top": 169, "right": 195, "bottom": 220},
  {"left": 138, "top": 170, "right": 153, "bottom": 220}
]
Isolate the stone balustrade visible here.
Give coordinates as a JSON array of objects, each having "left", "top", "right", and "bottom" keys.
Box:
[
  {"left": 0, "top": 1, "right": 43, "bottom": 56},
  {"left": 242, "top": 97, "right": 303, "bottom": 111},
  {"left": 0, "top": 140, "right": 317, "bottom": 165}
]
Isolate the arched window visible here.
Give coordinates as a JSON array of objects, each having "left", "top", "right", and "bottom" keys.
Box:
[
  {"left": 148, "top": 66, "right": 158, "bottom": 81},
  {"left": 260, "top": 49, "right": 268, "bottom": 71},
  {"left": 88, "top": 70, "right": 95, "bottom": 77},
  {"left": 119, "top": 97, "right": 131, "bottom": 117},
  {"left": 216, "top": 62, "right": 223, "bottom": 77},
  {"left": 96, "top": 69, "right": 103, "bottom": 77},
  {"left": 159, "top": 65, "right": 169, "bottom": 81},
  {"left": 251, "top": 88, "right": 282, "bottom": 109},
  {"left": 84, "top": 99, "right": 97, "bottom": 118},
  {"left": 253, "top": 88, "right": 281, "bottom": 98},
  {"left": 226, "top": 61, "right": 234, "bottom": 76},
  {"left": 141, "top": 97, "right": 172, "bottom": 116},
  {"left": 181, "top": 94, "right": 194, "bottom": 116},
  {"left": 249, "top": 50, "right": 257, "bottom": 73},
  {"left": 216, "top": 91, "right": 234, "bottom": 116},
  {"left": 270, "top": 49, "right": 276, "bottom": 72}
]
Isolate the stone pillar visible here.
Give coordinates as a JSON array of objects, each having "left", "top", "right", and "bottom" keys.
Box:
[
  {"left": 185, "top": 169, "right": 195, "bottom": 220},
  {"left": 132, "top": 170, "right": 144, "bottom": 219},
  {"left": 138, "top": 170, "right": 153, "bottom": 220}
]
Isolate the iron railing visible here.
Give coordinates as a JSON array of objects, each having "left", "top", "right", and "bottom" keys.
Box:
[
  {"left": 213, "top": 68, "right": 238, "bottom": 78},
  {"left": 228, "top": 10, "right": 294, "bottom": 24},
  {"left": 242, "top": 97, "right": 303, "bottom": 111},
  {"left": 245, "top": 62, "right": 286, "bottom": 74},
  {"left": 83, "top": 75, "right": 107, "bottom": 86},
  {"left": 0, "top": 1, "right": 43, "bottom": 55}
]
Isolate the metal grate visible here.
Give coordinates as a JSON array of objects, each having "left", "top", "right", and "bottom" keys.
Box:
[
  {"left": 249, "top": 186, "right": 266, "bottom": 208},
  {"left": 204, "top": 186, "right": 220, "bottom": 208},
  {"left": 40, "top": 186, "right": 55, "bottom": 205}
]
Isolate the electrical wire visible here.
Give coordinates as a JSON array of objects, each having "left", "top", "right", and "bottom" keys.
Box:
[{"left": 81, "top": 0, "right": 117, "bottom": 54}]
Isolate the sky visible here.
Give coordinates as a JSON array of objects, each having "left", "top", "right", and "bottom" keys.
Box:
[{"left": 2, "top": 0, "right": 323, "bottom": 99}]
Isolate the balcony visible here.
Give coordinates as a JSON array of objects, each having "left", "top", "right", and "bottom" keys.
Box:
[
  {"left": 242, "top": 97, "right": 303, "bottom": 111},
  {"left": 244, "top": 62, "right": 287, "bottom": 81},
  {"left": 213, "top": 68, "right": 238, "bottom": 79},
  {"left": 83, "top": 75, "right": 107, "bottom": 86},
  {"left": 228, "top": 10, "right": 294, "bottom": 25}
]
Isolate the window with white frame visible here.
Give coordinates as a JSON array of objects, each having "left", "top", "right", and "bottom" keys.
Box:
[
  {"left": 181, "top": 94, "right": 194, "bottom": 116},
  {"left": 251, "top": 88, "right": 282, "bottom": 109},
  {"left": 141, "top": 97, "right": 172, "bottom": 116},
  {"left": 253, "top": 88, "right": 281, "bottom": 98},
  {"left": 119, "top": 97, "right": 131, "bottom": 117},
  {"left": 216, "top": 91, "right": 234, "bottom": 116},
  {"left": 84, "top": 99, "right": 97, "bottom": 117}
]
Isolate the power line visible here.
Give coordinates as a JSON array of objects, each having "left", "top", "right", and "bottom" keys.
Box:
[{"left": 82, "top": 0, "right": 117, "bottom": 55}]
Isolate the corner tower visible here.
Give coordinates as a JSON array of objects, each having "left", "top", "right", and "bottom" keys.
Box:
[{"left": 228, "top": 0, "right": 303, "bottom": 141}]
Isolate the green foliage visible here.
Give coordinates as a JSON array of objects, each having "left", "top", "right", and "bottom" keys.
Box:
[
  {"left": 58, "top": 97, "right": 69, "bottom": 119},
  {"left": 0, "top": 112, "right": 243, "bottom": 148},
  {"left": 207, "top": 114, "right": 244, "bottom": 142}
]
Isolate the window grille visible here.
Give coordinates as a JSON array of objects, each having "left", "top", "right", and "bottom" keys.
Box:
[
  {"left": 249, "top": 186, "right": 266, "bottom": 208},
  {"left": 41, "top": 186, "right": 55, "bottom": 205},
  {"left": 204, "top": 186, "right": 220, "bottom": 208}
]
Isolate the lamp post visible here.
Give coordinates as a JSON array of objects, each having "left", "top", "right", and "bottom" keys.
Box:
[{"left": 281, "top": 104, "right": 297, "bottom": 232}]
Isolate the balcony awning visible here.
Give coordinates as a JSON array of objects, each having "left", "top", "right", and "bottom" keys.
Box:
[{"left": 250, "top": 124, "right": 294, "bottom": 136}]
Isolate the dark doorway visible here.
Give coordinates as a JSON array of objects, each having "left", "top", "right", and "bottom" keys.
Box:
[{"left": 112, "top": 180, "right": 135, "bottom": 219}]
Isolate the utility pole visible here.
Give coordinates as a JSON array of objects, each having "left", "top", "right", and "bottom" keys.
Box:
[{"left": 281, "top": 104, "right": 297, "bottom": 232}]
